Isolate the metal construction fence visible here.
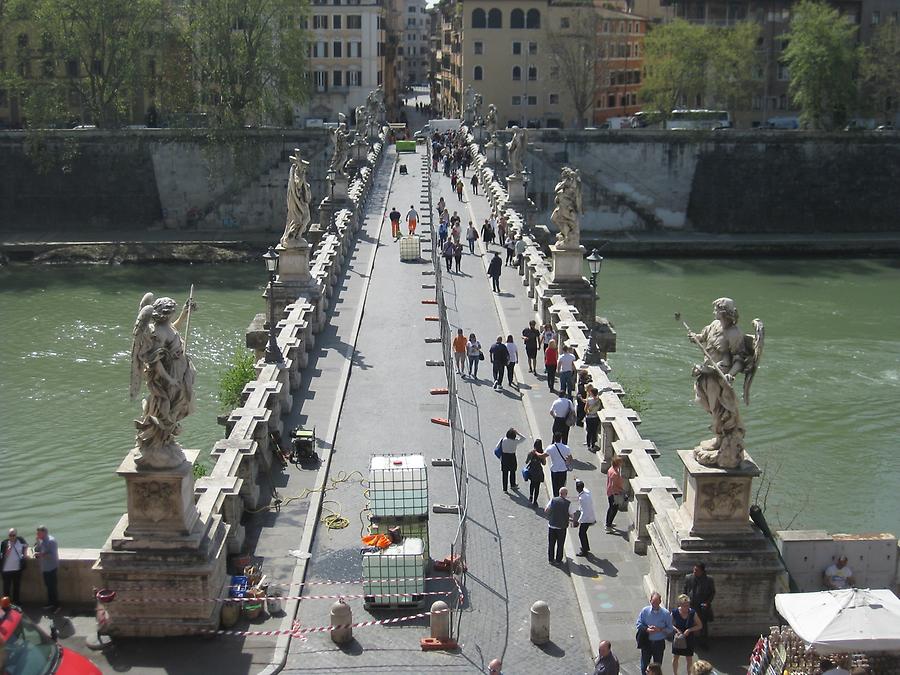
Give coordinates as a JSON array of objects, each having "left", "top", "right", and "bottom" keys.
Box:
[{"left": 425, "top": 144, "right": 469, "bottom": 641}]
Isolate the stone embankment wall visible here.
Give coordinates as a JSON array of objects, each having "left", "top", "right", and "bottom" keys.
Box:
[
  {"left": 0, "top": 129, "right": 331, "bottom": 235},
  {"left": 502, "top": 129, "right": 900, "bottom": 235}
]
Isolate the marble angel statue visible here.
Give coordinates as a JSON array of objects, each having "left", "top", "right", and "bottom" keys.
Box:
[
  {"left": 329, "top": 113, "right": 351, "bottom": 176},
  {"left": 549, "top": 167, "right": 583, "bottom": 249},
  {"left": 506, "top": 126, "right": 527, "bottom": 176},
  {"left": 129, "top": 291, "right": 197, "bottom": 469},
  {"left": 280, "top": 150, "right": 312, "bottom": 248}
]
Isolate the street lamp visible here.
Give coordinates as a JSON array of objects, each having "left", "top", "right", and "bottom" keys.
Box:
[
  {"left": 263, "top": 246, "right": 284, "bottom": 364},
  {"left": 584, "top": 248, "right": 604, "bottom": 365}
]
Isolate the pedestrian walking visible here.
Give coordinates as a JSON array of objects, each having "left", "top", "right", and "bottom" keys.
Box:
[
  {"left": 605, "top": 456, "right": 626, "bottom": 532},
  {"left": 495, "top": 428, "right": 526, "bottom": 492},
  {"left": 487, "top": 252, "right": 502, "bottom": 293},
  {"left": 497, "top": 215, "right": 507, "bottom": 243},
  {"left": 489, "top": 336, "right": 509, "bottom": 390},
  {"left": 683, "top": 563, "right": 716, "bottom": 647},
  {"left": 442, "top": 239, "right": 455, "bottom": 272},
  {"left": 470, "top": 173, "right": 479, "bottom": 195},
  {"left": 576, "top": 369, "right": 593, "bottom": 427},
  {"left": 636, "top": 592, "right": 674, "bottom": 675},
  {"left": 504, "top": 234, "right": 516, "bottom": 265},
  {"left": 573, "top": 479, "right": 597, "bottom": 557},
  {"left": 450, "top": 172, "right": 458, "bottom": 190},
  {"left": 584, "top": 385, "right": 601, "bottom": 450},
  {"left": 541, "top": 323, "right": 557, "bottom": 354},
  {"left": 388, "top": 206, "right": 402, "bottom": 239},
  {"left": 1, "top": 528, "right": 28, "bottom": 605},
  {"left": 437, "top": 196, "right": 446, "bottom": 214},
  {"left": 504, "top": 335, "right": 519, "bottom": 388},
  {"left": 524, "top": 440, "right": 547, "bottom": 505},
  {"left": 456, "top": 178, "right": 464, "bottom": 201},
  {"left": 671, "top": 594, "right": 703, "bottom": 675},
  {"left": 33, "top": 525, "right": 59, "bottom": 611},
  {"left": 466, "top": 221, "right": 479, "bottom": 254},
  {"left": 452, "top": 328, "right": 468, "bottom": 376},
  {"left": 593, "top": 641, "right": 620, "bottom": 675},
  {"left": 466, "top": 333, "right": 483, "bottom": 378},
  {"left": 557, "top": 344, "right": 578, "bottom": 397},
  {"left": 546, "top": 432, "right": 573, "bottom": 496},
  {"left": 514, "top": 235, "right": 526, "bottom": 268},
  {"left": 545, "top": 486, "right": 572, "bottom": 564},
  {"left": 432, "top": 153, "right": 439, "bottom": 172},
  {"left": 406, "top": 204, "right": 419, "bottom": 235},
  {"left": 544, "top": 339, "right": 559, "bottom": 391},
  {"left": 522, "top": 320, "right": 540, "bottom": 373},
  {"left": 481, "top": 218, "right": 495, "bottom": 246},
  {"left": 453, "top": 241, "right": 463, "bottom": 273},
  {"left": 550, "top": 391, "right": 575, "bottom": 445},
  {"left": 438, "top": 220, "right": 449, "bottom": 249}
]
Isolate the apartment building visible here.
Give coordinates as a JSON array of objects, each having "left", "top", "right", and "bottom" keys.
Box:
[
  {"left": 400, "top": 0, "right": 431, "bottom": 87},
  {"left": 594, "top": 9, "right": 648, "bottom": 126},
  {"left": 298, "top": 0, "right": 386, "bottom": 124}
]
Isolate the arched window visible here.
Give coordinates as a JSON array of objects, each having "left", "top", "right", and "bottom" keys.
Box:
[
  {"left": 526, "top": 9, "right": 541, "bottom": 28},
  {"left": 472, "top": 8, "right": 486, "bottom": 28},
  {"left": 474, "top": 65, "right": 483, "bottom": 80},
  {"left": 512, "top": 66, "right": 521, "bottom": 81},
  {"left": 528, "top": 65, "right": 537, "bottom": 80},
  {"left": 511, "top": 9, "right": 525, "bottom": 28},
  {"left": 487, "top": 8, "right": 502, "bottom": 28}
]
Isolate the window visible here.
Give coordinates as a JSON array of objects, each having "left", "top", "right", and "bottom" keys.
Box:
[
  {"left": 871, "top": 11, "right": 880, "bottom": 24},
  {"left": 474, "top": 41, "right": 483, "bottom": 55},
  {"left": 603, "top": 21, "right": 609, "bottom": 33},
  {"left": 752, "top": 95, "right": 762, "bottom": 110},
  {"left": 512, "top": 41, "right": 521, "bottom": 55},
  {"left": 347, "top": 15, "right": 362, "bottom": 29},
  {"left": 607, "top": 94, "right": 615, "bottom": 108},
  {"left": 550, "top": 65, "right": 560, "bottom": 78},
  {"left": 512, "top": 65, "right": 521, "bottom": 80},
  {"left": 333, "top": 70, "right": 343, "bottom": 86},
  {"left": 41, "top": 32, "right": 54, "bottom": 52},
  {"left": 313, "top": 41, "right": 328, "bottom": 57},
  {"left": 333, "top": 15, "right": 341, "bottom": 28},
  {"left": 408, "top": 5, "right": 416, "bottom": 11},
  {"left": 512, "top": 95, "right": 522, "bottom": 105},
  {"left": 42, "top": 60, "right": 55, "bottom": 78},
  {"left": 91, "top": 59, "right": 102, "bottom": 75},
  {"left": 474, "top": 65, "right": 483, "bottom": 80},
  {"left": 333, "top": 41, "right": 342, "bottom": 57},
  {"left": 17, "top": 33, "right": 28, "bottom": 48},
  {"left": 511, "top": 9, "right": 524, "bottom": 28},
  {"left": 560, "top": 17, "right": 570, "bottom": 29},
  {"left": 348, "top": 70, "right": 362, "bottom": 86},
  {"left": 0, "top": 89, "right": 6, "bottom": 107},
  {"left": 407, "top": 18, "right": 416, "bottom": 27},
  {"left": 472, "top": 8, "right": 486, "bottom": 28},
  {"left": 488, "top": 8, "right": 502, "bottom": 28},
  {"left": 314, "top": 70, "right": 328, "bottom": 91},
  {"left": 378, "top": 42, "right": 384, "bottom": 56},
  {"left": 377, "top": 69, "right": 382, "bottom": 85},
  {"left": 528, "top": 42, "right": 537, "bottom": 55},
  {"left": 313, "top": 15, "right": 328, "bottom": 29},
  {"left": 66, "top": 59, "right": 78, "bottom": 78},
  {"left": 549, "top": 93, "right": 559, "bottom": 105},
  {"left": 527, "top": 95, "right": 537, "bottom": 106},
  {"left": 528, "top": 65, "right": 537, "bottom": 80},
  {"left": 779, "top": 94, "right": 787, "bottom": 109},
  {"left": 526, "top": 9, "right": 540, "bottom": 28},
  {"left": 348, "top": 41, "right": 362, "bottom": 57},
  {"left": 777, "top": 63, "right": 789, "bottom": 80}
]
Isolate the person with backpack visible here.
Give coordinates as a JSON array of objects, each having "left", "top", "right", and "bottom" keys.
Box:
[
  {"left": 495, "top": 427, "right": 526, "bottom": 492},
  {"left": 524, "top": 440, "right": 548, "bottom": 506}
]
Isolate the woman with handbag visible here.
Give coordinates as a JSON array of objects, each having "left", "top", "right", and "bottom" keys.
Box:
[
  {"left": 671, "top": 594, "right": 703, "bottom": 675},
  {"left": 583, "top": 384, "right": 602, "bottom": 450},
  {"left": 496, "top": 428, "right": 526, "bottom": 492},
  {"left": 524, "top": 440, "right": 548, "bottom": 506},
  {"left": 544, "top": 339, "right": 559, "bottom": 392},
  {"left": 466, "top": 333, "right": 482, "bottom": 378},
  {"left": 606, "top": 455, "right": 626, "bottom": 532}
]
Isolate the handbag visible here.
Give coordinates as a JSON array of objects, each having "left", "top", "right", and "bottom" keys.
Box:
[
  {"left": 565, "top": 405, "right": 577, "bottom": 427},
  {"left": 673, "top": 633, "right": 688, "bottom": 650},
  {"left": 521, "top": 465, "right": 530, "bottom": 482},
  {"left": 478, "top": 352, "right": 485, "bottom": 361},
  {"left": 614, "top": 492, "right": 629, "bottom": 512},
  {"left": 493, "top": 441, "right": 503, "bottom": 460},
  {"left": 635, "top": 625, "right": 650, "bottom": 649}
]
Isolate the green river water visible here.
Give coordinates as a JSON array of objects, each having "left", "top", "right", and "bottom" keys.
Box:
[{"left": 0, "top": 259, "right": 898, "bottom": 547}]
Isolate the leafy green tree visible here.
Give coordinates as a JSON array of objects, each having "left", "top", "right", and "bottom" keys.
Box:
[
  {"left": 546, "top": 7, "right": 606, "bottom": 129},
  {"left": 640, "top": 19, "right": 759, "bottom": 121},
  {"left": 782, "top": 0, "right": 859, "bottom": 130},
  {"left": 177, "top": 0, "right": 310, "bottom": 127},
  {"left": 860, "top": 22, "right": 900, "bottom": 123}
]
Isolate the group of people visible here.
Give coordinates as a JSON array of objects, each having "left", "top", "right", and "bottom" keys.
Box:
[
  {"left": 1, "top": 526, "right": 60, "bottom": 612},
  {"left": 388, "top": 204, "right": 419, "bottom": 240}
]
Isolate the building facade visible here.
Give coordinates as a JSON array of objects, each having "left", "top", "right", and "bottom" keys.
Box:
[
  {"left": 594, "top": 9, "right": 648, "bottom": 126},
  {"left": 400, "top": 0, "right": 430, "bottom": 87}
]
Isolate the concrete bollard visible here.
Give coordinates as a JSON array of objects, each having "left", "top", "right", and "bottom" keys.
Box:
[
  {"left": 530, "top": 600, "right": 550, "bottom": 645},
  {"left": 430, "top": 600, "right": 450, "bottom": 640},
  {"left": 330, "top": 599, "right": 352, "bottom": 644}
]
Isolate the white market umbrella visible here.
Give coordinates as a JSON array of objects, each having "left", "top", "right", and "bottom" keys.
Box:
[{"left": 775, "top": 588, "right": 900, "bottom": 654}]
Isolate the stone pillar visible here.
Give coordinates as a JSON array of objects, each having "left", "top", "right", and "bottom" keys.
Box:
[
  {"left": 530, "top": 600, "right": 550, "bottom": 644},
  {"left": 263, "top": 243, "right": 325, "bottom": 334},
  {"left": 541, "top": 244, "right": 597, "bottom": 325},
  {"left": 506, "top": 174, "right": 527, "bottom": 207},
  {"left": 430, "top": 600, "right": 450, "bottom": 640},
  {"left": 330, "top": 599, "right": 353, "bottom": 644}
]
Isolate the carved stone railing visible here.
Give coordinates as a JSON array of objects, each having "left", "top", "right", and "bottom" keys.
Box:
[
  {"left": 193, "top": 138, "right": 385, "bottom": 555},
  {"left": 464, "top": 127, "right": 682, "bottom": 555}
]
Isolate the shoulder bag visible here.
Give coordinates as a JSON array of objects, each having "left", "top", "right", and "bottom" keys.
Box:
[
  {"left": 564, "top": 401, "right": 577, "bottom": 427},
  {"left": 493, "top": 440, "right": 503, "bottom": 460}
]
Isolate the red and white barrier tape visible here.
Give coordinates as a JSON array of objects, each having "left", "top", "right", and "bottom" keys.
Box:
[{"left": 112, "top": 590, "right": 454, "bottom": 604}]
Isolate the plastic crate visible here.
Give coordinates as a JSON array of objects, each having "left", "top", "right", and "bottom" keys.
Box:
[
  {"left": 369, "top": 455, "right": 428, "bottom": 519},
  {"left": 399, "top": 235, "right": 421, "bottom": 261},
  {"left": 396, "top": 140, "right": 417, "bottom": 153},
  {"left": 229, "top": 575, "right": 248, "bottom": 599},
  {"left": 362, "top": 538, "right": 425, "bottom": 606}
]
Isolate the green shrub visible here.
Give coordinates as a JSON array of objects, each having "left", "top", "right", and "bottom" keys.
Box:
[
  {"left": 218, "top": 348, "right": 257, "bottom": 411},
  {"left": 618, "top": 375, "right": 650, "bottom": 414}
]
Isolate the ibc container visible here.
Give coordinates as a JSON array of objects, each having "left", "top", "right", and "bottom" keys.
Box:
[
  {"left": 369, "top": 519, "right": 430, "bottom": 564},
  {"left": 362, "top": 538, "right": 425, "bottom": 607},
  {"left": 369, "top": 455, "right": 428, "bottom": 519},
  {"left": 399, "top": 235, "right": 421, "bottom": 261}
]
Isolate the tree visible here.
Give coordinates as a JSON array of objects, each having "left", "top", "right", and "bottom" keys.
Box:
[
  {"left": 861, "top": 22, "right": 900, "bottom": 123},
  {"left": 178, "top": 0, "right": 310, "bottom": 127},
  {"left": 782, "top": 0, "right": 859, "bottom": 130},
  {"left": 640, "top": 19, "right": 760, "bottom": 121},
  {"left": 546, "top": 7, "right": 605, "bottom": 129}
]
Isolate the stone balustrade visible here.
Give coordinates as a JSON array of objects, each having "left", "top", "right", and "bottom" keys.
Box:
[{"left": 465, "top": 127, "right": 682, "bottom": 556}]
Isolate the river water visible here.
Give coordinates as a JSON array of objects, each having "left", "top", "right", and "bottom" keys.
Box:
[{"left": 1, "top": 259, "right": 897, "bottom": 547}]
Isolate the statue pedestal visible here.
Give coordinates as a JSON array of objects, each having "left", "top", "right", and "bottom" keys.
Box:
[
  {"left": 266, "top": 243, "right": 324, "bottom": 332},
  {"left": 644, "top": 449, "right": 785, "bottom": 636},
  {"left": 507, "top": 174, "right": 527, "bottom": 205},
  {"left": 540, "top": 244, "right": 595, "bottom": 329},
  {"left": 95, "top": 449, "right": 230, "bottom": 636},
  {"left": 550, "top": 244, "right": 586, "bottom": 283},
  {"left": 277, "top": 242, "right": 312, "bottom": 283}
]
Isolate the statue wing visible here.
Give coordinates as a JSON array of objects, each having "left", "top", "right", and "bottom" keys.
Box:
[
  {"left": 742, "top": 319, "right": 765, "bottom": 405},
  {"left": 129, "top": 305, "right": 154, "bottom": 400}
]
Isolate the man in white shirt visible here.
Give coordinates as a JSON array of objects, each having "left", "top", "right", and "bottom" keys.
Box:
[
  {"left": 557, "top": 345, "right": 577, "bottom": 397},
  {"left": 550, "top": 393, "right": 575, "bottom": 444},
  {"left": 545, "top": 432, "right": 573, "bottom": 496},
  {"left": 406, "top": 205, "right": 419, "bottom": 235},
  {"left": 504, "top": 336, "right": 519, "bottom": 388},
  {"left": 823, "top": 556, "right": 855, "bottom": 590},
  {"left": 573, "top": 480, "right": 596, "bottom": 557}
]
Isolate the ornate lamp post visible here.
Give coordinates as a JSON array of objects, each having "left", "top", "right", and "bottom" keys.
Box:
[
  {"left": 583, "top": 248, "right": 604, "bottom": 365},
  {"left": 263, "top": 246, "right": 284, "bottom": 364}
]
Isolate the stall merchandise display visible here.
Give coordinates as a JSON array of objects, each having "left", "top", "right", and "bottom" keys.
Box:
[{"left": 749, "top": 626, "right": 900, "bottom": 675}]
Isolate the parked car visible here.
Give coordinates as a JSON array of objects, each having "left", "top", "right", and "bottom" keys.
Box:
[{"left": 0, "top": 599, "right": 101, "bottom": 675}]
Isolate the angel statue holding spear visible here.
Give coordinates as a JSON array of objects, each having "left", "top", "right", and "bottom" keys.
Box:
[
  {"left": 679, "top": 297, "right": 764, "bottom": 469},
  {"left": 129, "top": 289, "right": 197, "bottom": 470}
]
